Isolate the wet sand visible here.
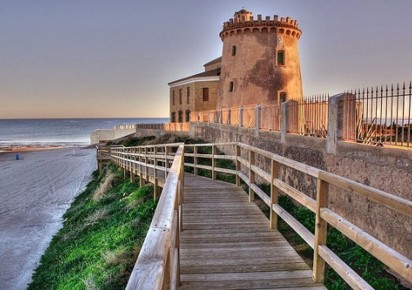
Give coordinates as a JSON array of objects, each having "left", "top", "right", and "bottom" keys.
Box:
[{"left": 0, "top": 148, "right": 96, "bottom": 290}]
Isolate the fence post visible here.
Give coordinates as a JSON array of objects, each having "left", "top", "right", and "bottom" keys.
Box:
[
  {"left": 130, "top": 148, "right": 135, "bottom": 183},
  {"left": 235, "top": 144, "right": 241, "bottom": 186},
  {"left": 327, "top": 93, "right": 356, "bottom": 154},
  {"left": 239, "top": 106, "right": 243, "bottom": 128},
  {"left": 281, "top": 100, "right": 298, "bottom": 143},
  {"left": 211, "top": 145, "right": 216, "bottom": 180},
  {"left": 139, "top": 148, "right": 144, "bottom": 187},
  {"left": 248, "top": 150, "right": 255, "bottom": 202},
  {"left": 154, "top": 147, "right": 159, "bottom": 199},
  {"left": 270, "top": 159, "right": 279, "bottom": 229},
  {"left": 255, "top": 105, "right": 261, "bottom": 132},
  {"left": 281, "top": 102, "right": 287, "bottom": 143},
  {"left": 165, "top": 145, "right": 169, "bottom": 180},
  {"left": 313, "top": 178, "right": 329, "bottom": 283},
  {"left": 194, "top": 146, "right": 198, "bottom": 175}
]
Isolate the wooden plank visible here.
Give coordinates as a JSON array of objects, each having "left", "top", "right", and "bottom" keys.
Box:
[
  {"left": 238, "top": 142, "right": 321, "bottom": 178},
  {"left": 273, "top": 178, "right": 317, "bottom": 212},
  {"left": 181, "top": 270, "right": 313, "bottom": 281},
  {"left": 321, "top": 208, "right": 412, "bottom": 283},
  {"left": 250, "top": 183, "right": 270, "bottom": 206},
  {"left": 180, "top": 262, "right": 309, "bottom": 274},
  {"left": 319, "top": 171, "right": 412, "bottom": 218},
  {"left": 318, "top": 245, "right": 372, "bottom": 290},
  {"left": 272, "top": 204, "right": 315, "bottom": 248}
]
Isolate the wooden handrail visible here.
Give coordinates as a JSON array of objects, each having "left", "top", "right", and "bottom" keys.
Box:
[
  {"left": 106, "top": 141, "right": 411, "bottom": 288},
  {"left": 110, "top": 143, "right": 184, "bottom": 290}
]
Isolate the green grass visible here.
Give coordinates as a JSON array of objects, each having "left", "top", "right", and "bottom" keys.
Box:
[{"left": 29, "top": 164, "right": 157, "bottom": 290}]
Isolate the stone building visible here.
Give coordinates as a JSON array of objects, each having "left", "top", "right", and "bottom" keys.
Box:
[
  {"left": 168, "top": 58, "right": 221, "bottom": 122},
  {"left": 218, "top": 9, "right": 303, "bottom": 109},
  {"left": 168, "top": 9, "right": 303, "bottom": 121}
]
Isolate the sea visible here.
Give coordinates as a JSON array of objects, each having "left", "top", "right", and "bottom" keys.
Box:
[{"left": 0, "top": 118, "right": 168, "bottom": 148}]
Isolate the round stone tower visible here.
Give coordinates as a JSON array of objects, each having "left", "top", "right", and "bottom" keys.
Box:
[{"left": 217, "top": 9, "right": 303, "bottom": 109}]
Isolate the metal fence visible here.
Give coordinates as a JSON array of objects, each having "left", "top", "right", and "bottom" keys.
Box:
[
  {"left": 260, "top": 104, "right": 281, "bottom": 131},
  {"left": 345, "top": 83, "right": 411, "bottom": 147},
  {"left": 186, "top": 81, "right": 411, "bottom": 148}
]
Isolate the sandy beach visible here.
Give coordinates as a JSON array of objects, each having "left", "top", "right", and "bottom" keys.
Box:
[{"left": 0, "top": 148, "right": 96, "bottom": 290}]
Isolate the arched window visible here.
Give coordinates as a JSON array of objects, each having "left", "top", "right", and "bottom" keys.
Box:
[
  {"left": 178, "top": 110, "right": 183, "bottom": 123},
  {"left": 171, "top": 112, "right": 176, "bottom": 123},
  {"left": 185, "top": 110, "right": 191, "bottom": 122}
]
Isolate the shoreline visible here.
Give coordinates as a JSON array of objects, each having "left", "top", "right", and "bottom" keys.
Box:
[
  {"left": 0, "top": 147, "right": 97, "bottom": 289},
  {"left": 0, "top": 145, "right": 92, "bottom": 154}
]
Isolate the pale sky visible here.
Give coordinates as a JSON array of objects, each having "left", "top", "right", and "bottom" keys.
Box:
[{"left": 0, "top": 0, "right": 411, "bottom": 119}]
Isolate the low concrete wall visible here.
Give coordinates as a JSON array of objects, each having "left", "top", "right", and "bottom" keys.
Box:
[
  {"left": 189, "top": 122, "right": 412, "bottom": 258},
  {"left": 90, "top": 128, "right": 137, "bottom": 144}
]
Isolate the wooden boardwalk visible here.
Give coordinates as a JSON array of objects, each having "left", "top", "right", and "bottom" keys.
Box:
[{"left": 179, "top": 174, "right": 326, "bottom": 290}]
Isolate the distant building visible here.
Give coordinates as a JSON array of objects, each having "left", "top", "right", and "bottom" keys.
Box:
[
  {"left": 168, "top": 9, "right": 303, "bottom": 122},
  {"left": 168, "top": 58, "right": 221, "bottom": 122}
]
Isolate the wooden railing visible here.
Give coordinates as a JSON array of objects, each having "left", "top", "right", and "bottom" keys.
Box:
[
  {"left": 111, "top": 143, "right": 184, "bottom": 290},
  {"left": 108, "top": 142, "right": 411, "bottom": 289}
]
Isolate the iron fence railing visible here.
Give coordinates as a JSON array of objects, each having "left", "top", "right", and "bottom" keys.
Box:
[
  {"left": 184, "top": 81, "right": 411, "bottom": 149},
  {"left": 260, "top": 104, "right": 281, "bottom": 131},
  {"left": 345, "top": 82, "right": 411, "bottom": 147}
]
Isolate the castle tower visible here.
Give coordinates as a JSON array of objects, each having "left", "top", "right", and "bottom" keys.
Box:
[{"left": 217, "top": 9, "right": 303, "bottom": 109}]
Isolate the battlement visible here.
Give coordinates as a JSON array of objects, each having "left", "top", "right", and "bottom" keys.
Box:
[{"left": 220, "top": 12, "right": 302, "bottom": 40}]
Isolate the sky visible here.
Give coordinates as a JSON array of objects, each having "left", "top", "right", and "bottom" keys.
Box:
[{"left": 0, "top": 0, "right": 411, "bottom": 119}]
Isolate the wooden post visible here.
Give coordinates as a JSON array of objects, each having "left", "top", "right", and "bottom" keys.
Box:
[
  {"left": 144, "top": 147, "right": 148, "bottom": 182},
  {"left": 194, "top": 146, "right": 198, "bottom": 175},
  {"left": 235, "top": 144, "right": 241, "bottom": 186},
  {"left": 211, "top": 145, "right": 216, "bottom": 180},
  {"left": 270, "top": 159, "right": 279, "bottom": 229},
  {"left": 313, "top": 178, "right": 329, "bottom": 283},
  {"left": 180, "top": 147, "right": 185, "bottom": 232},
  {"left": 154, "top": 147, "right": 159, "bottom": 199},
  {"left": 239, "top": 106, "right": 243, "bottom": 128},
  {"left": 248, "top": 150, "right": 255, "bottom": 202},
  {"left": 165, "top": 146, "right": 169, "bottom": 180},
  {"left": 139, "top": 147, "right": 144, "bottom": 186}
]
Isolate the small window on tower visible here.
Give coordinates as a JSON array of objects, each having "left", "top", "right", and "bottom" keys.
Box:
[
  {"left": 277, "top": 50, "right": 285, "bottom": 66},
  {"left": 232, "top": 46, "right": 237, "bottom": 56},
  {"left": 229, "top": 81, "right": 234, "bottom": 92},
  {"left": 279, "top": 92, "right": 287, "bottom": 104}
]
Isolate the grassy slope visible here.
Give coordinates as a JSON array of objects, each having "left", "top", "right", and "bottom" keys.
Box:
[{"left": 29, "top": 164, "right": 156, "bottom": 290}]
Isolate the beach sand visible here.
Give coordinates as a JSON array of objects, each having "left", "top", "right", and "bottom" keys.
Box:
[{"left": 0, "top": 148, "right": 97, "bottom": 290}]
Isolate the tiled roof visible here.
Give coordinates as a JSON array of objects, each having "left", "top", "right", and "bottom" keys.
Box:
[
  {"left": 203, "top": 57, "right": 222, "bottom": 67},
  {"left": 168, "top": 68, "right": 221, "bottom": 86}
]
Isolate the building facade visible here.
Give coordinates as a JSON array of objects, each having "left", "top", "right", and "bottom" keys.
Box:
[{"left": 168, "top": 59, "right": 220, "bottom": 122}]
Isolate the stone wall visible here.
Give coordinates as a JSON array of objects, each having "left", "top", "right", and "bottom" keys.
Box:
[
  {"left": 90, "top": 128, "right": 137, "bottom": 144},
  {"left": 188, "top": 122, "right": 412, "bottom": 258}
]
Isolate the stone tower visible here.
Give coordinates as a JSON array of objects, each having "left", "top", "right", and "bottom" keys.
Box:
[{"left": 217, "top": 9, "right": 303, "bottom": 109}]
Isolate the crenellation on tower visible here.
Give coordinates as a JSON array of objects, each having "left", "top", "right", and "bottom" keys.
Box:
[{"left": 220, "top": 10, "right": 301, "bottom": 40}]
